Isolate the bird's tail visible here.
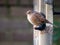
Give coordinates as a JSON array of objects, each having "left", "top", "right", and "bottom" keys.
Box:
[
  {"left": 50, "top": 23, "right": 59, "bottom": 28},
  {"left": 46, "top": 19, "right": 59, "bottom": 28}
]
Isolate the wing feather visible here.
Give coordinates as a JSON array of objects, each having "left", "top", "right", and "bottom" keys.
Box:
[{"left": 34, "top": 12, "right": 46, "bottom": 23}]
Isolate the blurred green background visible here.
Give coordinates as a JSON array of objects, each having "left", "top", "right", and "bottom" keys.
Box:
[
  {"left": 53, "top": 0, "right": 60, "bottom": 45},
  {"left": 0, "top": 0, "right": 60, "bottom": 45}
]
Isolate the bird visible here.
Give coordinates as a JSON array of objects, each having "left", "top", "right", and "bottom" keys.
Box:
[{"left": 26, "top": 10, "right": 58, "bottom": 31}]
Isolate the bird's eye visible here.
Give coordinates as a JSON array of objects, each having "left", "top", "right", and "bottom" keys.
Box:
[
  {"left": 27, "top": 11, "right": 31, "bottom": 14},
  {"left": 28, "top": 11, "right": 31, "bottom": 14}
]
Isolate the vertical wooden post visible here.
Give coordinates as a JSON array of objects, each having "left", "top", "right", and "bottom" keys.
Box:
[
  {"left": 33, "top": 0, "right": 53, "bottom": 45},
  {"left": 33, "top": 0, "right": 45, "bottom": 12},
  {"left": 45, "top": 2, "right": 53, "bottom": 45}
]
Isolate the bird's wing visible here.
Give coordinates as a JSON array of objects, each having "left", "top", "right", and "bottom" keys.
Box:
[
  {"left": 34, "top": 12, "right": 46, "bottom": 23},
  {"left": 31, "top": 14, "right": 41, "bottom": 24},
  {"left": 45, "top": 19, "right": 59, "bottom": 28}
]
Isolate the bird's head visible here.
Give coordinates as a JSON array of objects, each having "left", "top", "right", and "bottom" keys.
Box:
[{"left": 26, "top": 10, "right": 33, "bottom": 15}]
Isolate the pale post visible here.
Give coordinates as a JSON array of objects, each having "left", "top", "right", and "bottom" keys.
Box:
[{"left": 33, "top": 0, "right": 53, "bottom": 45}]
